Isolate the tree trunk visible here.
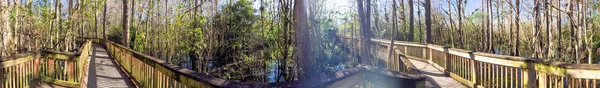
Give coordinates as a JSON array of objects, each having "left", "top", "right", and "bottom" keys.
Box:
[
  {"left": 408, "top": 0, "right": 414, "bottom": 41},
  {"left": 122, "top": 0, "right": 130, "bottom": 47},
  {"left": 425, "top": 0, "right": 431, "bottom": 44},
  {"left": 131, "top": 0, "right": 135, "bottom": 25},
  {"left": 457, "top": 0, "right": 464, "bottom": 48},
  {"left": 556, "top": 0, "right": 562, "bottom": 59},
  {"left": 533, "top": 0, "right": 540, "bottom": 58},
  {"left": 513, "top": 0, "right": 520, "bottom": 56},
  {"left": 416, "top": 2, "right": 423, "bottom": 43},
  {"left": 567, "top": 0, "right": 576, "bottom": 63},
  {"left": 294, "top": 0, "right": 311, "bottom": 79},
  {"left": 583, "top": 0, "right": 591, "bottom": 64},
  {"left": 388, "top": 0, "right": 398, "bottom": 68},
  {"left": 545, "top": 0, "right": 552, "bottom": 59},
  {"left": 1, "top": 0, "right": 6, "bottom": 56},
  {"left": 103, "top": 0, "right": 107, "bottom": 40},
  {"left": 356, "top": 0, "right": 372, "bottom": 65},
  {"left": 482, "top": 0, "right": 487, "bottom": 51},
  {"left": 447, "top": 0, "right": 454, "bottom": 48}
]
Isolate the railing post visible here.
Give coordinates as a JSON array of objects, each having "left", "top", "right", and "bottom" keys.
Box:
[
  {"left": 0, "top": 62, "right": 3, "bottom": 88},
  {"left": 525, "top": 60, "right": 537, "bottom": 88},
  {"left": 404, "top": 45, "right": 408, "bottom": 55},
  {"left": 422, "top": 47, "right": 426, "bottom": 59},
  {"left": 443, "top": 46, "right": 450, "bottom": 70},
  {"left": 48, "top": 58, "right": 55, "bottom": 78},
  {"left": 427, "top": 47, "right": 432, "bottom": 61},
  {"left": 469, "top": 52, "right": 478, "bottom": 87},
  {"left": 34, "top": 53, "right": 40, "bottom": 80},
  {"left": 67, "top": 60, "right": 75, "bottom": 82}
]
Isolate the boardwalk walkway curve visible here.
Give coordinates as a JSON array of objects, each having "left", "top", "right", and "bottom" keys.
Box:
[{"left": 2, "top": 37, "right": 600, "bottom": 88}]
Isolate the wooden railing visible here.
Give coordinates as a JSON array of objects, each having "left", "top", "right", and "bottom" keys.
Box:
[
  {"left": 0, "top": 40, "right": 92, "bottom": 88},
  {"left": 372, "top": 38, "right": 600, "bottom": 88},
  {"left": 104, "top": 38, "right": 426, "bottom": 87},
  {"left": 0, "top": 52, "right": 42, "bottom": 88},
  {"left": 373, "top": 40, "right": 422, "bottom": 74}
]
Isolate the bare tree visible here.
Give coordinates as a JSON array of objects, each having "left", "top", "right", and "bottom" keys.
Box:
[
  {"left": 556, "top": 0, "right": 562, "bottom": 59},
  {"left": 532, "top": 0, "right": 541, "bottom": 58},
  {"left": 356, "top": 0, "right": 372, "bottom": 65},
  {"left": 446, "top": 0, "right": 455, "bottom": 47},
  {"left": 408, "top": 0, "right": 414, "bottom": 41},
  {"left": 425, "top": 0, "right": 431, "bottom": 43},
  {"left": 513, "top": 0, "right": 520, "bottom": 56},
  {"left": 388, "top": 0, "right": 398, "bottom": 67},
  {"left": 122, "top": 0, "right": 130, "bottom": 47},
  {"left": 294, "top": 0, "right": 311, "bottom": 79},
  {"left": 457, "top": 0, "right": 465, "bottom": 48},
  {"left": 103, "top": 0, "right": 107, "bottom": 40},
  {"left": 545, "top": 0, "right": 552, "bottom": 59}
]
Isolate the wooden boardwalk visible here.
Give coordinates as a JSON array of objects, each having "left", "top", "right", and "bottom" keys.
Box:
[
  {"left": 38, "top": 44, "right": 135, "bottom": 88},
  {"left": 408, "top": 59, "right": 467, "bottom": 88},
  {"left": 85, "top": 44, "right": 135, "bottom": 88},
  {"left": 376, "top": 48, "right": 466, "bottom": 88}
]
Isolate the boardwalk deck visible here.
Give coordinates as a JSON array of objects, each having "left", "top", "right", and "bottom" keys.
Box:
[
  {"left": 38, "top": 44, "right": 135, "bottom": 88},
  {"left": 376, "top": 45, "right": 466, "bottom": 88},
  {"left": 85, "top": 44, "right": 135, "bottom": 88},
  {"left": 408, "top": 59, "right": 467, "bottom": 88}
]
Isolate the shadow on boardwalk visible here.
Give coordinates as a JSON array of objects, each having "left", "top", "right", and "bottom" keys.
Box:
[{"left": 86, "top": 44, "right": 135, "bottom": 88}]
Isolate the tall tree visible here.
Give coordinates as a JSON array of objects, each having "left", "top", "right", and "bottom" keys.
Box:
[
  {"left": 408, "top": 0, "right": 414, "bottom": 41},
  {"left": 388, "top": 0, "right": 398, "bottom": 67},
  {"left": 131, "top": 0, "right": 135, "bottom": 25},
  {"left": 122, "top": 0, "right": 130, "bottom": 46},
  {"left": 545, "top": 0, "right": 552, "bottom": 59},
  {"left": 356, "top": 0, "right": 372, "bottom": 65},
  {"left": 513, "top": 0, "right": 520, "bottom": 56},
  {"left": 446, "top": 0, "right": 455, "bottom": 47},
  {"left": 425, "top": 0, "right": 431, "bottom": 43},
  {"left": 457, "top": 0, "right": 465, "bottom": 48},
  {"left": 103, "top": 0, "right": 107, "bottom": 40},
  {"left": 567, "top": 0, "right": 577, "bottom": 63},
  {"left": 533, "top": 0, "right": 541, "bottom": 58},
  {"left": 294, "top": 0, "right": 311, "bottom": 79},
  {"left": 1, "top": 0, "right": 6, "bottom": 57},
  {"left": 556, "top": 0, "right": 562, "bottom": 59},
  {"left": 583, "top": 0, "right": 592, "bottom": 64}
]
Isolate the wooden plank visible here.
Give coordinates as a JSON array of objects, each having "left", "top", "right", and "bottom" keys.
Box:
[
  {"left": 534, "top": 63, "right": 567, "bottom": 77},
  {"left": 472, "top": 55, "right": 527, "bottom": 68},
  {"left": 67, "top": 61, "right": 74, "bottom": 82},
  {"left": 18, "top": 63, "right": 22, "bottom": 88},
  {"left": 448, "top": 72, "right": 475, "bottom": 88},
  {"left": 43, "top": 53, "right": 72, "bottom": 60},
  {"left": 41, "top": 76, "right": 80, "bottom": 88},
  {"left": 564, "top": 69, "right": 600, "bottom": 79},
  {"left": 1, "top": 55, "right": 34, "bottom": 69},
  {"left": 34, "top": 57, "right": 39, "bottom": 80},
  {"left": 0, "top": 67, "right": 3, "bottom": 87},
  {"left": 471, "top": 59, "right": 478, "bottom": 87},
  {"left": 9, "top": 66, "right": 12, "bottom": 88}
]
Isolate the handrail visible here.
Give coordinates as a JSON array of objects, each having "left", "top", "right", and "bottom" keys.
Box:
[
  {"left": 0, "top": 40, "right": 92, "bottom": 88},
  {"left": 365, "top": 37, "right": 600, "bottom": 88},
  {"left": 104, "top": 38, "right": 426, "bottom": 87}
]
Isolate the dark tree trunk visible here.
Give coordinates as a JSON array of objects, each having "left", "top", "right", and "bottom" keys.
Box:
[
  {"left": 356, "top": 0, "right": 372, "bottom": 65},
  {"left": 294, "top": 0, "right": 311, "bottom": 79},
  {"left": 122, "top": 0, "right": 130, "bottom": 47},
  {"left": 513, "top": 0, "right": 520, "bottom": 56},
  {"left": 425, "top": 0, "right": 431, "bottom": 44},
  {"left": 103, "top": 0, "right": 107, "bottom": 40},
  {"left": 408, "top": 0, "right": 414, "bottom": 41}
]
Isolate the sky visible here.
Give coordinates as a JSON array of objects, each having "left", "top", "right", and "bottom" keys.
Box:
[{"left": 319, "top": 0, "right": 484, "bottom": 17}]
